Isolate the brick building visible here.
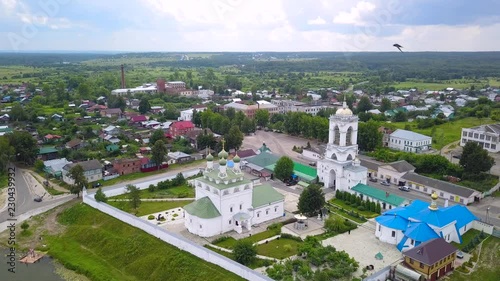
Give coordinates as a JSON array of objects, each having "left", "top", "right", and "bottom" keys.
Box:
[{"left": 113, "top": 158, "right": 142, "bottom": 175}]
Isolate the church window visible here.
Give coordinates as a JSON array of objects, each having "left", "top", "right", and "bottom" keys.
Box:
[
  {"left": 239, "top": 203, "right": 243, "bottom": 210},
  {"left": 346, "top": 127, "right": 353, "bottom": 146},
  {"left": 223, "top": 190, "right": 229, "bottom": 196},
  {"left": 205, "top": 186, "right": 210, "bottom": 191},
  {"left": 234, "top": 187, "right": 240, "bottom": 193},
  {"left": 334, "top": 126, "right": 340, "bottom": 145},
  {"left": 274, "top": 206, "right": 278, "bottom": 212},
  {"left": 266, "top": 209, "right": 269, "bottom": 215},
  {"left": 200, "top": 224, "right": 202, "bottom": 229},
  {"left": 244, "top": 184, "right": 250, "bottom": 190},
  {"left": 378, "top": 225, "right": 381, "bottom": 231},
  {"left": 197, "top": 182, "right": 201, "bottom": 187},
  {"left": 257, "top": 212, "right": 260, "bottom": 218},
  {"left": 190, "top": 219, "right": 192, "bottom": 223},
  {"left": 391, "top": 231, "right": 395, "bottom": 237},
  {"left": 229, "top": 220, "right": 232, "bottom": 225},
  {"left": 230, "top": 206, "right": 233, "bottom": 212}
]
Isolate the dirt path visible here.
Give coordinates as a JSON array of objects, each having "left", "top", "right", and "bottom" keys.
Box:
[
  {"left": 440, "top": 140, "right": 461, "bottom": 155},
  {"left": 26, "top": 169, "right": 68, "bottom": 193}
]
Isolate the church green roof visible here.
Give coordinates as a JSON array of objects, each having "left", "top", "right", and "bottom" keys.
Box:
[
  {"left": 183, "top": 197, "right": 221, "bottom": 219},
  {"left": 246, "top": 152, "right": 279, "bottom": 168},
  {"left": 352, "top": 183, "right": 406, "bottom": 206},
  {"left": 252, "top": 184, "right": 284, "bottom": 208},
  {"left": 197, "top": 169, "right": 251, "bottom": 190}
]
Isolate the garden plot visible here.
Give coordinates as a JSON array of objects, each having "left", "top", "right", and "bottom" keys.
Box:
[{"left": 141, "top": 207, "right": 185, "bottom": 226}]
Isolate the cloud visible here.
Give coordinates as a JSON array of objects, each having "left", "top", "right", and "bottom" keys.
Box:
[
  {"left": 333, "top": 1, "right": 376, "bottom": 25},
  {"left": 307, "top": 16, "right": 326, "bottom": 25}
]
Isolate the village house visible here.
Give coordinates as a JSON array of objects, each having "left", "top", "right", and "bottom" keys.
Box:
[
  {"left": 62, "top": 159, "right": 103, "bottom": 184},
  {"left": 113, "top": 158, "right": 142, "bottom": 175},
  {"left": 167, "top": 151, "right": 193, "bottom": 164},
  {"left": 38, "top": 146, "right": 59, "bottom": 161},
  {"left": 100, "top": 108, "right": 123, "bottom": 118},
  {"left": 388, "top": 129, "right": 432, "bottom": 153},
  {"left": 65, "top": 139, "right": 85, "bottom": 150},
  {"left": 170, "top": 120, "right": 195, "bottom": 138},
  {"left": 402, "top": 238, "right": 458, "bottom": 281},
  {"left": 460, "top": 123, "right": 500, "bottom": 153},
  {"left": 378, "top": 160, "right": 416, "bottom": 185},
  {"left": 103, "top": 125, "right": 121, "bottom": 136}
]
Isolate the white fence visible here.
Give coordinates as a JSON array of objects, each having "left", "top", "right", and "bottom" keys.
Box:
[
  {"left": 103, "top": 174, "right": 120, "bottom": 181},
  {"left": 82, "top": 189, "right": 272, "bottom": 281},
  {"left": 472, "top": 220, "right": 494, "bottom": 235}
]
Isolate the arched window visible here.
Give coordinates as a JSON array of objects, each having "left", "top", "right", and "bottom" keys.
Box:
[
  {"left": 331, "top": 153, "right": 337, "bottom": 160},
  {"left": 205, "top": 186, "right": 210, "bottom": 191},
  {"left": 223, "top": 190, "right": 229, "bottom": 196},
  {"left": 334, "top": 126, "right": 340, "bottom": 145},
  {"left": 244, "top": 184, "right": 250, "bottom": 190},
  {"left": 346, "top": 127, "right": 353, "bottom": 146},
  {"left": 347, "top": 154, "right": 353, "bottom": 161}
]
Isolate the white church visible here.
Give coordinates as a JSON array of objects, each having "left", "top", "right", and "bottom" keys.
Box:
[
  {"left": 183, "top": 148, "right": 285, "bottom": 237},
  {"left": 317, "top": 100, "right": 368, "bottom": 191}
]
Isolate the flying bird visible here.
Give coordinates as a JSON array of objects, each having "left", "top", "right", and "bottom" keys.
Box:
[{"left": 393, "top": 43, "right": 404, "bottom": 53}]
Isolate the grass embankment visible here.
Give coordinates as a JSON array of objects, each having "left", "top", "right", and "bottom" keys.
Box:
[
  {"left": 389, "top": 117, "right": 496, "bottom": 149},
  {"left": 451, "top": 229, "right": 482, "bottom": 250},
  {"left": 110, "top": 185, "right": 194, "bottom": 200},
  {"left": 0, "top": 174, "right": 7, "bottom": 189},
  {"left": 46, "top": 203, "right": 244, "bottom": 281},
  {"left": 213, "top": 228, "right": 281, "bottom": 249},
  {"left": 448, "top": 236, "right": 500, "bottom": 281},
  {"left": 108, "top": 200, "right": 193, "bottom": 216},
  {"left": 204, "top": 245, "right": 273, "bottom": 269}
]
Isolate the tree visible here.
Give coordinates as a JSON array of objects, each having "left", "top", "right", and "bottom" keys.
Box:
[
  {"left": 126, "top": 184, "right": 141, "bottom": 211},
  {"left": 324, "top": 215, "right": 346, "bottom": 233},
  {"left": 459, "top": 142, "right": 495, "bottom": 176},
  {"left": 356, "top": 96, "right": 372, "bottom": 113},
  {"left": 150, "top": 129, "right": 166, "bottom": 145},
  {"left": 224, "top": 125, "right": 244, "bottom": 150},
  {"left": 274, "top": 156, "right": 294, "bottom": 180},
  {"left": 0, "top": 136, "right": 14, "bottom": 173},
  {"left": 392, "top": 111, "right": 408, "bottom": 122},
  {"left": 380, "top": 98, "right": 392, "bottom": 112},
  {"left": 68, "top": 164, "right": 88, "bottom": 198},
  {"left": 297, "top": 184, "right": 325, "bottom": 217},
  {"left": 7, "top": 131, "right": 38, "bottom": 165},
  {"left": 95, "top": 187, "right": 108, "bottom": 203},
  {"left": 138, "top": 98, "right": 151, "bottom": 114},
  {"left": 196, "top": 131, "right": 217, "bottom": 150},
  {"left": 10, "top": 103, "right": 27, "bottom": 121},
  {"left": 358, "top": 120, "right": 382, "bottom": 151},
  {"left": 240, "top": 117, "right": 254, "bottom": 135},
  {"left": 151, "top": 140, "right": 168, "bottom": 170},
  {"left": 34, "top": 159, "right": 45, "bottom": 172},
  {"left": 255, "top": 109, "right": 270, "bottom": 128},
  {"left": 232, "top": 240, "right": 257, "bottom": 266}
]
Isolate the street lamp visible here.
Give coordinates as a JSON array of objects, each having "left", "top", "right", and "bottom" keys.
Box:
[{"left": 486, "top": 206, "right": 490, "bottom": 224}]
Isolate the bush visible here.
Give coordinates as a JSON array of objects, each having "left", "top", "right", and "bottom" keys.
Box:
[
  {"left": 148, "top": 184, "right": 157, "bottom": 192},
  {"left": 283, "top": 244, "right": 293, "bottom": 252},
  {"left": 267, "top": 222, "right": 283, "bottom": 233},
  {"left": 147, "top": 215, "right": 155, "bottom": 220},
  {"left": 280, "top": 233, "right": 303, "bottom": 242},
  {"left": 357, "top": 206, "right": 365, "bottom": 211}
]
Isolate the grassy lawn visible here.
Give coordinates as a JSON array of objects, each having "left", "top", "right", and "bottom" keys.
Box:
[
  {"left": 390, "top": 78, "right": 500, "bottom": 91},
  {"left": 108, "top": 200, "right": 193, "bottom": 216},
  {"left": 451, "top": 229, "right": 482, "bottom": 250},
  {"left": 327, "top": 204, "right": 367, "bottom": 224},
  {"left": 492, "top": 190, "right": 500, "bottom": 197},
  {"left": 45, "top": 203, "right": 243, "bottom": 281},
  {"left": 213, "top": 229, "right": 281, "bottom": 249},
  {"left": 256, "top": 238, "right": 301, "bottom": 259},
  {"left": 458, "top": 175, "right": 499, "bottom": 193},
  {"left": 0, "top": 174, "right": 7, "bottom": 189},
  {"left": 448, "top": 236, "right": 500, "bottom": 281},
  {"left": 110, "top": 185, "right": 195, "bottom": 199},
  {"left": 329, "top": 199, "right": 379, "bottom": 218},
  {"left": 204, "top": 245, "right": 274, "bottom": 269},
  {"left": 389, "top": 117, "right": 496, "bottom": 149}
]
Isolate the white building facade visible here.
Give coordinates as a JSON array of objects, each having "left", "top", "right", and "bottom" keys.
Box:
[
  {"left": 460, "top": 124, "right": 500, "bottom": 153},
  {"left": 184, "top": 150, "right": 284, "bottom": 237},
  {"left": 388, "top": 129, "right": 432, "bottom": 153},
  {"left": 317, "top": 101, "right": 367, "bottom": 191}
]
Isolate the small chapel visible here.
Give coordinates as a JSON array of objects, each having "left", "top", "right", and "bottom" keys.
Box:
[
  {"left": 317, "top": 99, "right": 368, "bottom": 191},
  {"left": 183, "top": 145, "right": 285, "bottom": 237}
]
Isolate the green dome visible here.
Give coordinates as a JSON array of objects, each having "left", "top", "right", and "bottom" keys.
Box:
[
  {"left": 206, "top": 153, "right": 214, "bottom": 161},
  {"left": 219, "top": 158, "right": 227, "bottom": 166},
  {"left": 218, "top": 149, "right": 228, "bottom": 159},
  {"left": 233, "top": 155, "right": 241, "bottom": 163}
]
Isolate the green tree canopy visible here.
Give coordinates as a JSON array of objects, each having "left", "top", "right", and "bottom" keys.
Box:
[
  {"left": 7, "top": 131, "right": 38, "bottom": 165},
  {"left": 150, "top": 129, "right": 166, "bottom": 146},
  {"left": 392, "top": 111, "right": 408, "bottom": 122},
  {"left": 255, "top": 109, "right": 270, "bottom": 128},
  {"left": 0, "top": 136, "right": 14, "bottom": 173},
  {"left": 126, "top": 184, "right": 141, "bottom": 211},
  {"left": 224, "top": 125, "right": 244, "bottom": 150},
  {"left": 380, "top": 98, "right": 392, "bottom": 112},
  {"left": 358, "top": 120, "right": 382, "bottom": 151},
  {"left": 95, "top": 187, "right": 108, "bottom": 203},
  {"left": 151, "top": 140, "right": 168, "bottom": 169},
  {"left": 68, "top": 164, "right": 88, "bottom": 198},
  {"left": 356, "top": 96, "right": 373, "bottom": 113},
  {"left": 232, "top": 240, "right": 257, "bottom": 266},
  {"left": 459, "top": 142, "right": 495, "bottom": 175},
  {"left": 139, "top": 98, "right": 151, "bottom": 114},
  {"left": 298, "top": 184, "right": 325, "bottom": 217},
  {"left": 274, "top": 156, "right": 294, "bottom": 180}
]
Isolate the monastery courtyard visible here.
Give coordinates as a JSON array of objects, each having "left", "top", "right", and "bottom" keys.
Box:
[{"left": 322, "top": 221, "right": 402, "bottom": 274}]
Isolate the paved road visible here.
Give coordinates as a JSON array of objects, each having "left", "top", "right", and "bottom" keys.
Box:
[
  {"left": 365, "top": 179, "right": 500, "bottom": 227},
  {"left": 0, "top": 166, "right": 73, "bottom": 224}
]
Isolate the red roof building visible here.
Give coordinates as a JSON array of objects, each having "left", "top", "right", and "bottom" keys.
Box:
[
  {"left": 130, "top": 115, "right": 148, "bottom": 123},
  {"left": 170, "top": 121, "right": 195, "bottom": 138}
]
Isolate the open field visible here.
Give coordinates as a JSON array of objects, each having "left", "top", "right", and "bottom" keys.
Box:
[
  {"left": 256, "top": 238, "right": 301, "bottom": 259},
  {"left": 46, "top": 203, "right": 244, "bottom": 281},
  {"left": 389, "top": 117, "right": 497, "bottom": 149},
  {"left": 447, "top": 236, "right": 500, "bottom": 281},
  {"left": 108, "top": 200, "right": 193, "bottom": 216},
  {"left": 391, "top": 78, "right": 500, "bottom": 91},
  {"left": 110, "top": 185, "right": 195, "bottom": 199}
]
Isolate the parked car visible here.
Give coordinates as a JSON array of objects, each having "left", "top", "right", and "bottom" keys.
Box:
[
  {"left": 456, "top": 251, "right": 464, "bottom": 259},
  {"left": 399, "top": 186, "right": 410, "bottom": 192},
  {"left": 381, "top": 181, "right": 390, "bottom": 186},
  {"left": 369, "top": 177, "right": 378, "bottom": 182},
  {"left": 309, "top": 162, "right": 316, "bottom": 167},
  {"left": 92, "top": 182, "right": 102, "bottom": 188}
]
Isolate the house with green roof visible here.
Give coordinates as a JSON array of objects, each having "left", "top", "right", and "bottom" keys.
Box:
[
  {"left": 265, "top": 161, "right": 318, "bottom": 183},
  {"left": 351, "top": 183, "right": 409, "bottom": 210},
  {"left": 38, "top": 146, "right": 59, "bottom": 161},
  {"left": 184, "top": 147, "right": 285, "bottom": 238}
]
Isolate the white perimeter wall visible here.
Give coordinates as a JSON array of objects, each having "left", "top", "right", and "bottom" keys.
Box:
[{"left": 82, "top": 188, "right": 272, "bottom": 281}]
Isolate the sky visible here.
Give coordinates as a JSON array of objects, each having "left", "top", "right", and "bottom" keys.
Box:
[{"left": 0, "top": 0, "right": 499, "bottom": 52}]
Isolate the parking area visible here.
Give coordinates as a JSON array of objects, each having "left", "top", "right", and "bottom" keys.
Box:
[{"left": 322, "top": 223, "right": 403, "bottom": 274}]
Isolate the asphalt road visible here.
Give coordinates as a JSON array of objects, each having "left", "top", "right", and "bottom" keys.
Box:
[{"left": 0, "top": 166, "right": 73, "bottom": 224}]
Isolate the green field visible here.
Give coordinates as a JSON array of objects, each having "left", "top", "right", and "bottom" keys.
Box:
[
  {"left": 391, "top": 78, "right": 500, "bottom": 91},
  {"left": 256, "top": 238, "right": 301, "bottom": 259},
  {"left": 46, "top": 203, "right": 243, "bottom": 281},
  {"left": 204, "top": 245, "right": 273, "bottom": 269},
  {"left": 110, "top": 185, "right": 195, "bottom": 199},
  {"left": 448, "top": 236, "right": 500, "bottom": 281},
  {"left": 108, "top": 200, "right": 193, "bottom": 216},
  {"left": 389, "top": 117, "right": 497, "bottom": 149}
]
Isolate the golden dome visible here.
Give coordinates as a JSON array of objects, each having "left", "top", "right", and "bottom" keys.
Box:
[
  {"left": 431, "top": 192, "right": 438, "bottom": 200},
  {"left": 336, "top": 100, "right": 353, "bottom": 116}
]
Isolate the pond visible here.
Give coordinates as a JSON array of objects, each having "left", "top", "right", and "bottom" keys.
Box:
[{"left": 0, "top": 249, "right": 64, "bottom": 281}]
